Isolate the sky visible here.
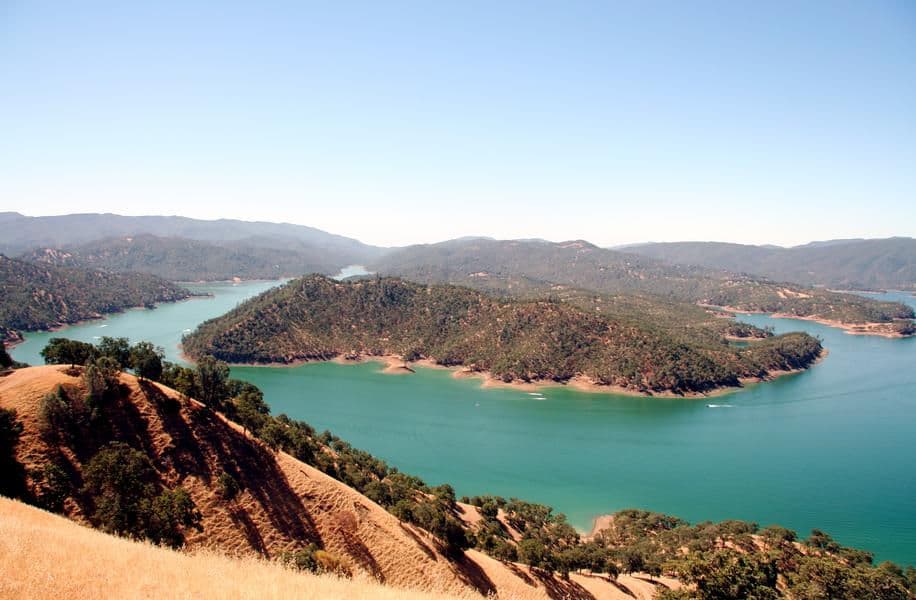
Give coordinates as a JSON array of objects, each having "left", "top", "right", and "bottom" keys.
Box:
[{"left": 1, "top": 1, "right": 914, "bottom": 247}]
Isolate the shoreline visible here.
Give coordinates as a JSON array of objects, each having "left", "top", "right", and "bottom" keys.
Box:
[
  {"left": 3, "top": 295, "right": 209, "bottom": 350},
  {"left": 204, "top": 348, "right": 827, "bottom": 399},
  {"left": 708, "top": 305, "right": 915, "bottom": 339}
]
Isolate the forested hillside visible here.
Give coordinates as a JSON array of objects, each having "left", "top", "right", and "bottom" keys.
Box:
[
  {"left": 369, "top": 239, "right": 914, "bottom": 329},
  {"left": 23, "top": 235, "right": 343, "bottom": 281},
  {"left": 627, "top": 237, "right": 916, "bottom": 291},
  {"left": 0, "top": 255, "right": 192, "bottom": 336},
  {"left": 183, "top": 275, "right": 824, "bottom": 395}
]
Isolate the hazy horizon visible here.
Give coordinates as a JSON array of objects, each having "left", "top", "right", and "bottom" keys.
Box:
[
  {"left": 3, "top": 2, "right": 915, "bottom": 247},
  {"left": 4, "top": 209, "right": 913, "bottom": 250}
]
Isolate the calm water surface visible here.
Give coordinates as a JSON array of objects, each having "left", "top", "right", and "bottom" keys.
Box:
[{"left": 12, "top": 285, "right": 916, "bottom": 564}]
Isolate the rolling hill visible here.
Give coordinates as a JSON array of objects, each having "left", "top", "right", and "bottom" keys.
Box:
[
  {"left": 368, "top": 238, "right": 915, "bottom": 333},
  {"left": 22, "top": 234, "right": 347, "bottom": 281},
  {"left": 182, "top": 275, "right": 824, "bottom": 395},
  {"left": 0, "top": 497, "right": 481, "bottom": 600},
  {"left": 0, "top": 212, "right": 385, "bottom": 267},
  {"left": 0, "top": 255, "right": 193, "bottom": 342},
  {"left": 626, "top": 238, "right": 916, "bottom": 291}
]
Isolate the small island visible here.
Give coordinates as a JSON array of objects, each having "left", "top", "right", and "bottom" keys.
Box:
[{"left": 183, "top": 275, "right": 824, "bottom": 396}]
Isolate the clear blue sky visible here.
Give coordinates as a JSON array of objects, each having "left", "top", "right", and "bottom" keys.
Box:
[{"left": 1, "top": 1, "right": 914, "bottom": 247}]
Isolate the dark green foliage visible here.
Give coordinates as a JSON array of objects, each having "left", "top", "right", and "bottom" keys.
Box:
[
  {"left": 678, "top": 550, "right": 778, "bottom": 600},
  {"left": 32, "top": 462, "right": 71, "bottom": 512},
  {"left": 83, "top": 357, "right": 121, "bottom": 405},
  {"left": 159, "top": 361, "right": 200, "bottom": 399},
  {"left": 37, "top": 386, "right": 77, "bottom": 441},
  {"left": 81, "top": 442, "right": 159, "bottom": 537},
  {"left": 146, "top": 488, "right": 202, "bottom": 548},
  {"left": 517, "top": 538, "right": 548, "bottom": 569},
  {"left": 196, "top": 356, "right": 230, "bottom": 409},
  {"left": 0, "top": 407, "right": 27, "bottom": 499},
  {"left": 96, "top": 336, "right": 131, "bottom": 368},
  {"left": 41, "top": 338, "right": 96, "bottom": 366},
  {"left": 216, "top": 471, "right": 241, "bottom": 501},
  {"left": 183, "top": 276, "right": 824, "bottom": 394},
  {"left": 788, "top": 556, "right": 911, "bottom": 600},
  {"left": 129, "top": 341, "right": 164, "bottom": 381},
  {"left": 0, "top": 254, "right": 191, "bottom": 335},
  {"left": 1, "top": 345, "right": 13, "bottom": 369},
  {"left": 81, "top": 442, "right": 200, "bottom": 548}
]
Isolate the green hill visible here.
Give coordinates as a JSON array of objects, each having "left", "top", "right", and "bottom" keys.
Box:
[
  {"left": 627, "top": 237, "right": 916, "bottom": 291},
  {"left": 369, "top": 238, "right": 914, "bottom": 330},
  {"left": 183, "top": 275, "right": 823, "bottom": 395},
  {"left": 0, "top": 255, "right": 193, "bottom": 338}
]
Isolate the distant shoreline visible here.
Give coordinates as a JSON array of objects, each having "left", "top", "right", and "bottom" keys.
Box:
[
  {"left": 3, "top": 295, "right": 210, "bottom": 351},
  {"left": 707, "top": 305, "right": 915, "bottom": 339}
]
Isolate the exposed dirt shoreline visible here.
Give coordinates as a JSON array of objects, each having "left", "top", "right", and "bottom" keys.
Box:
[
  {"left": 204, "top": 349, "right": 827, "bottom": 399},
  {"left": 708, "top": 305, "right": 914, "bottom": 339}
]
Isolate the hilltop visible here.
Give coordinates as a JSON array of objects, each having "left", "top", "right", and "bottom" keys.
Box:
[
  {"left": 627, "top": 238, "right": 916, "bottom": 291},
  {"left": 0, "top": 255, "right": 193, "bottom": 342},
  {"left": 22, "top": 234, "right": 346, "bottom": 281},
  {"left": 183, "top": 275, "right": 824, "bottom": 396},
  {"left": 369, "top": 238, "right": 915, "bottom": 334}
]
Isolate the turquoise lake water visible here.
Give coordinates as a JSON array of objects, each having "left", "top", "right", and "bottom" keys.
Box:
[{"left": 11, "top": 284, "right": 916, "bottom": 565}]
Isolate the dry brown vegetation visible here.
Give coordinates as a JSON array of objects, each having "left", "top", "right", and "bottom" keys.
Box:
[
  {"left": 0, "top": 497, "right": 483, "bottom": 600},
  {"left": 0, "top": 366, "right": 674, "bottom": 600}
]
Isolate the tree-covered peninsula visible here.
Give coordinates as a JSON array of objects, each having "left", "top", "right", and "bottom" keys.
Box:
[
  {"left": 0, "top": 254, "right": 193, "bottom": 341},
  {"left": 183, "top": 275, "right": 823, "bottom": 395}
]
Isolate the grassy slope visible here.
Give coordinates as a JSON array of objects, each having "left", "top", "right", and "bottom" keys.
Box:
[
  {"left": 0, "top": 365, "right": 671, "bottom": 600},
  {"left": 0, "top": 497, "right": 480, "bottom": 600},
  {"left": 0, "top": 498, "right": 674, "bottom": 600},
  {"left": 182, "top": 275, "right": 824, "bottom": 395}
]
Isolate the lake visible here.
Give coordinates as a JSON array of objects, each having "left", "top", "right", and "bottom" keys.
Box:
[{"left": 11, "top": 284, "right": 916, "bottom": 565}]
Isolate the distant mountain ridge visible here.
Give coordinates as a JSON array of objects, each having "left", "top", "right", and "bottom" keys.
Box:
[
  {"left": 369, "top": 238, "right": 914, "bottom": 331},
  {"left": 626, "top": 237, "right": 916, "bottom": 291},
  {"left": 22, "top": 234, "right": 346, "bottom": 281},
  {"left": 0, "top": 212, "right": 385, "bottom": 266}
]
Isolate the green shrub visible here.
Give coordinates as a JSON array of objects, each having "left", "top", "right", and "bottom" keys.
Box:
[
  {"left": 0, "top": 407, "right": 27, "bottom": 499},
  {"left": 216, "top": 471, "right": 240, "bottom": 501}
]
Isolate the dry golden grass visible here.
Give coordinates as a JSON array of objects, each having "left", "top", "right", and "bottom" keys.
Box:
[
  {"left": 0, "top": 366, "right": 678, "bottom": 600},
  {"left": 0, "top": 497, "right": 485, "bottom": 600}
]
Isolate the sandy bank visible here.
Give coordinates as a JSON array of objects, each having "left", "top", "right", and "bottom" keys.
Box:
[
  {"left": 221, "top": 349, "right": 827, "bottom": 399},
  {"left": 704, "top": 304, "right": 914, "bottom": 339}
]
